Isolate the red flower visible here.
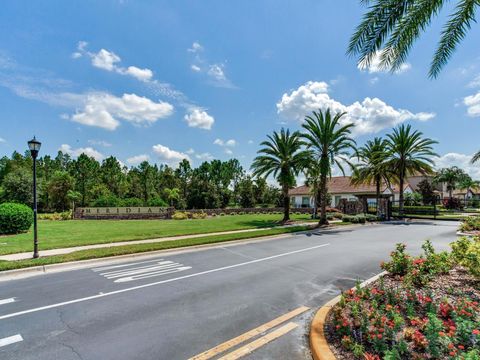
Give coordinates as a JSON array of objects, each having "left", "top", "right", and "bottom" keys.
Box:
[
  {"left": 473, "top": 329, "right": 480, "bottom": 335},
  {"left": 458, "top": 345, "right": 465, "bottom": 350}
]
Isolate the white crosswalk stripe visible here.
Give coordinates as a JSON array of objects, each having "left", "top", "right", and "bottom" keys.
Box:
[
  {"left": 0, "top": 334, "right": 23, "bottom": 348},
  {"left": 93, "top": 260, "right": 192, "bottom": 283},
  {"left": 0, "top": 298, "right": 15, "bottom": 306}
]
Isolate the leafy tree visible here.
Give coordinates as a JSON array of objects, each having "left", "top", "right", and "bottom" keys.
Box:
[
  {"left": 47, "top": 171, "right": 74, "bottom": 211},
  {"left": 72, "top": 154, "right": 100, "bottom": 206},
  {"left": 2, "top": 168, "right": 33, "bottom": 205},
  {"left": 100, "top": 156, "right": 125, "bottom": 197},
  {"left": 351, "top": 137, "right": 391, "bottom": 216},
  {"left": 385, "top": 124, "right": 438, "bottom": 215},
  {"left": 175, "top": 159, "right": 192, "bottom": 205},
  {"left": 348, "top": 0, "right": 480, "bottom": 78},
  {"left": 164, "top": 188, "right": 180, "bottom": 207},
  {"left": 302, "top": 109, "right": 356, "bottom": 225},
  {"left": 237, "top": 176, "right": 256, "bottom": 208},
  {"left": 434, "top": 166, "right": 470, "bottom": 199},
  {"left": 137, "top": 161, "right": 157, "bottom": 205},
  {"left": 252, "top": 128, "right": 310, "bottom": 223},
  {"left": 67, "top": 190, "right": 82, "bottom": 216},
  {"left": 457, "top": 174, "right": 480, "bottom": 201},
  {"left": 417, "top": 179, "right": 436, "bottom": 205}
]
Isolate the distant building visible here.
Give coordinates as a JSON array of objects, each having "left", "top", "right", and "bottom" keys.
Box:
[{"left": 288, "top": 176, "right": 414, "bottom": 208}]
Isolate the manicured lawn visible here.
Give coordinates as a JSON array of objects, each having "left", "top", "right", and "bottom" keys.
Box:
[
  {"left": 0, "top": 213, "right": 314, "bottom": 255},
  {"left": 0, "top": 225, "right": 317, "bottom": 272}
]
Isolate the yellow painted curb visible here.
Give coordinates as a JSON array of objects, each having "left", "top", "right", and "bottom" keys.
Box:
[{"left": 309, "top": 271, "right": 388, "bottom": 360}]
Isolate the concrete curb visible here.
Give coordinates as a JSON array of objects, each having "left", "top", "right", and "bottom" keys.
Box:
[
  {"left": 309, "top": 271, "right": 387, "bottom": 360},
  {"left": 456, "top": 231, "right": 479, "bottom": 237}
]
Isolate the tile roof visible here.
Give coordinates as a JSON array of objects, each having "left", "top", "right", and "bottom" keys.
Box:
[{"left": 289, "top": 176, "right": 411, "bottom": 196}]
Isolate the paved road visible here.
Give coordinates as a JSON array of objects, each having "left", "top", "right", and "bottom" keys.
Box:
[{"left": 0, "top": 221, "right": 458, "bottom": 360}]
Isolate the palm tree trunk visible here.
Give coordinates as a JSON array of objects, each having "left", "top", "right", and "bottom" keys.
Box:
[
  {"left": 319, "top": 174, "right": 328, "bottom": 225},
  {"left": 282, "top": 184, "right": 290, "bottom": 223},
  {"left": 399, "top": 176, "right": 404, "bottom": 217},
  {"left": 375, "top": 176, "right": 381, "bottom": 217}
]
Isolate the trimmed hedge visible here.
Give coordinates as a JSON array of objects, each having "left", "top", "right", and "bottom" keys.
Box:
[{"left": 0, "top": 202, "right": 34, "bottom": 234}]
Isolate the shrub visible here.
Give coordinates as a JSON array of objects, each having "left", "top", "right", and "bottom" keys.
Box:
[
  {"left": 460, "top": 217, "right": 480, "bottom": 232},
  {"left": 451, "top": 236, "right": 480, "bottom": 278},
  {"left": 443, "top": 197, "right": 463, "bottom": 210},
  {"left": 0, "top": 202, "right": 34, "bottom": 234},
  {"left": 192, "top": 211, "right": 207, "bottom": 219},
  {"left": 91, "top": 195, "right": 121, "bottom": 207},
  {"left": 38, "top": 211, "right": 72, "bottom": 221},
  {"left": 381, "top": 243, "right": 411, "bottom": 276},
  {"left": 121, "top": 197, "right": 144, "bottom": 207},
  {"left": 342, "top": 215, "right": 355, "bottom": 223},
  {"left": 172, "top": 211, "right": 189, "bottom": 220},
  {"left": 147, "top": 197, "right": 168, "bottom": 207},
  {"left": 365, "top": 213, "right": 379, "bottom": 222}
]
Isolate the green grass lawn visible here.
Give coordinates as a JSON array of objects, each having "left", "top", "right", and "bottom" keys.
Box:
[
  {"left": 0, "top": 213, "right": 314, "bottom": 255},
  {"left": 0, "top": 225, "right": 318, "bottom": 272}
]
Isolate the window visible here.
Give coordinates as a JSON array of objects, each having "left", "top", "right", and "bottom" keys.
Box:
[{"left": 302, "top": 197, "right": 310, "bottom": 207}]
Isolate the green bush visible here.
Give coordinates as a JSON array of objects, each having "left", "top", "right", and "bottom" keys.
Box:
[
  {"left": 365, "top": 213, "right": 379, "bottom": 222},
  {"left": 91, "top": 195, "right": 121, "bottom": 207},
  {"left": 172, "top": 211, "right": 189, "bottom": 220},
  {"left": 0, "top": 202, "right": 34, "bottom": 234},
  {"left": 121, "top": 197, "right": 144, "bottom": 207},
  {"left": 451, "top": 236, "right": 480, "bottom": 278},
  {"left": 459, "top": 217, "right": 480, "bottom": 232},
  {"left": 147, "top": 197, "right": 168, "bottom": 207}
]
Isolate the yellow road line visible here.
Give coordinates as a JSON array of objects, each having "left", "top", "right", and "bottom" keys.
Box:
[
  {"left": 188, "top": 306, "right": 309, "bottom": 360},
  {"left": 218, "top": 322, "right": 299, "bottom": 360}
]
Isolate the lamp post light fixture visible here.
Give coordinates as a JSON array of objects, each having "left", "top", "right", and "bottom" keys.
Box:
[{"left": 28, "top": 136, "right": 41, "bottom": 259}]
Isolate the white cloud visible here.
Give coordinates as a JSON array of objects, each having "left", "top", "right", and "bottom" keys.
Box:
[
  {"left": 277, "top": 81, "right": 435, "bottom": 136},
  {"left": 195, "top": 152, "right": 214, "bottom": 161},
  {"left": 186, "top": 148, "right": 195, "bottom": 155},
  {"left": 70, "top": 92, "right": 174, "bottom": 130},
  {"left": 248, "top": 140, "right": 254, "bottom": 144},
  {"left": 468, "top": 74, "right": 480, "bottom": 88},
  {"left": 74, "top": 43, "right": 153, "bottom": 82},
  {"left": 214, "top": 138, "right": 236, "bottom": 147},
  {"left": 123, "top": 66, "right": 153, "bottom": 81},
  {"left": 59, "top": 144, "right": 104, "bottom": 161},
  {"left": 152, "top": 144, "right": 190, "bottom": 166},
  {"left": 0, "top": 137, "right": 5, "bottom": 143},
  {"left": 464, "top": 91, "right": 480, "bottom": 117},
  {"left": 224, "top": 149, "right": 233, "bottom": 155},
  {"left": 358, "top": 50, "right": 412, "bottom": 74},
  {"left": 126, "top": 154, "right": 150, "bottom": 165},
  {"left": 187, "top": 42, "right": 204, "bottom": 53},
  {"left": 184, "top": 108, "right": 214, "bottom": 130},
  {"left": 88, "top": 139, "right": 112, "bottom": 147},
  {"left": 91, "top": 49, "right": 121, "bottom": 71},
  {"left": 191, "top": 64, "right": 201, "bottom": 72},
  {"left": 187, "top": 42, "right": 235, "bottom": 88},
  {"left": 435, "top": 153, "right": 480, "bottom": 179}
]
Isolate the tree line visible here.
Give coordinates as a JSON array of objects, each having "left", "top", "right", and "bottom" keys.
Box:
[{"left": 0, "top": 153, "right": 282, "bottom": 213}]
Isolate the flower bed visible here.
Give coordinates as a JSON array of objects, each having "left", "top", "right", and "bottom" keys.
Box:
[{"left": 325, "top": 240, "right": 480, "bottom": 359}]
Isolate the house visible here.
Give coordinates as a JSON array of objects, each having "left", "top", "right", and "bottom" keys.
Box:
[{"left": 288, "top": 176, "right": 414, "bottom": 208}]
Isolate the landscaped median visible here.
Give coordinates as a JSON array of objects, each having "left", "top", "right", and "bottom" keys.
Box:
[
  {"left": 310, "top": 237, "right": 480, "bottom": 359},
  {"left": 0, "top": 224, "right": 320, "bottom": 272}
]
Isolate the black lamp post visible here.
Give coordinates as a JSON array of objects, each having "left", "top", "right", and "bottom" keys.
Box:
[{"left": 28, "top": 136, "right": 41, "bottom": 259}]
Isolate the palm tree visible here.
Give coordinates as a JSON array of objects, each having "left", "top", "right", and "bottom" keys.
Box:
[
  {"left": 472, "top": 150, "right": 480, "bottom": 164},
  {"left": 458, "top": 176, "right": 480, "bottom": 204},
  {"left": 385, "top": 124, "right": 438, "bottom": 215},
  {"left": 348, "top": 1, "right": 480, "bottom": 78},
  {"left": 251, "top": 128, "right": 310, "bottom": 223},
  {"left": 351, "top": 137, "right": 392, "bottom": 217},
  {"left": 434, "top": 166, "right": 469, "bottom": 199},
  {"left": 301, "top": 109, "right": 356, "bottom": 225}
]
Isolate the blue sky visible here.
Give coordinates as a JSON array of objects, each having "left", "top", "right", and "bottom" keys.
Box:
[{"left": 1, "top": 0, "right": 480, "bottom": 177}]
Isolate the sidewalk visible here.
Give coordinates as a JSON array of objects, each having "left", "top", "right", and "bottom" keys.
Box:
[{"left": 0, "top": 221, "right": 322, "bottom": 261}]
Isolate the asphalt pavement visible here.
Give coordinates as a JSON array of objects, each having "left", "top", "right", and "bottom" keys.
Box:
[{"left": 0, "top": 220, "right": 458, "bottom": 360}]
